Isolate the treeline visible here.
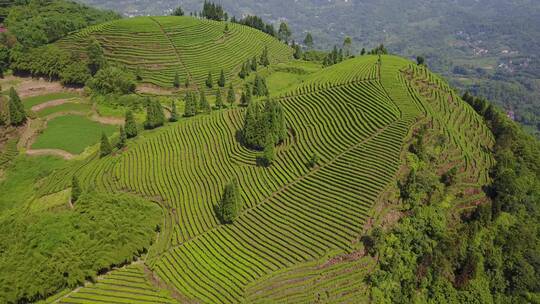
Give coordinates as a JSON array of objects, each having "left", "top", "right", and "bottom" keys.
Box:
[
  {"left": 366, "top": 94, "right": 540, "bottom": 303},
  {"left": 4, "top": 0, "right": 119, "bottom": 48}
]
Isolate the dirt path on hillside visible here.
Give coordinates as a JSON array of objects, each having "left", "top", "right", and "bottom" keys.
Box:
[
  {"left": 26, "top": 149, "right": 74, "bottom": 160},
  {"left": 30, "top": 98, "right": 74, "bottom": 112}
]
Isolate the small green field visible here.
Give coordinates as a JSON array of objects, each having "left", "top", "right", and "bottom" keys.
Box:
[
  {"left": 22, "top": 92, "right": 79, "bottom": 109},
  {"left": 32, "top": 115, "right": 116, "bottom": 154}
]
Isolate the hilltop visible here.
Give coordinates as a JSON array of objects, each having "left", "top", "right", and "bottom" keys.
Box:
[
  {"left": 55, "top": 16, "right": 292, "bottom": 88},
  {"left": 0, "top": 54, "right": 497, "bottom": 303}
]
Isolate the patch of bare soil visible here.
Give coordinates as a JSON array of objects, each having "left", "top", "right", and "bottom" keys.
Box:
[
  {"left": 26, "top": 148, "right": 74, "bottom": 160},
  {"left": 319, "top": 250, "right": 366, "bottom": 269},
  {"left": 2, "top": 76, "right": 80, "bottom": 98}
]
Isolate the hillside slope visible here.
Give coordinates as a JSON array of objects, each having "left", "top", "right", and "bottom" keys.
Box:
[
  {"left": 34, "top": 55, "right": 493, "bottom": 303},
  {"left": 57, "top": 16, "right": 292, "bottom": 88}
]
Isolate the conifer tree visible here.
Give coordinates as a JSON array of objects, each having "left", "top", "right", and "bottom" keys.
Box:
[
  {"left": 343, "top": 37, "right": 352, "bottom": 57},
  {"left": 135, "top": 66, "right": 143, "bottom": 81},
  {"left": 217, "top": 179, "right": 241, "bottom": 224},
  {"left": 227, "top": 83, "right": 235, "bottom": 106},
  {"left": 171, "top": 6, "right": 184, "bottom": 16},
  {"left": 117, "top": 126, "right": 127, "bottom": 149},
  {"left": 215, "top": 88, "right": 224, "bottom": 109},
  {"left": 8, "top": 87, "right": 26, "bottom": 126},
  {"left": 184, "top": 91, "right": 197, "bottom": 117},
  {"left": 87, "top": 37, "right": 106, "bottom": 75},
  {"left": 218, "top": 69, "right": 226, "bottom": 87},
  {"left": 100, "top": 132, "right": 112, "bottom": 157},
  {"left": 360, "top": 48, "right": 366, "bottom": 56},
  {"left": 245, "top": 84, "right": 252, "bottom": 105},
  {"left": 260, "top": 46, "right": 270, "bottom": 67},
  {"left": 293, "top": 44, "right": 302, "bottom": 59},
  {"left": 125, "top": 110, "right": 138, "bottom": 138},
  {"left": 304, "top": 33, "right": 314, "bottom": 49},
  {"left": 185, "top": 76, "right": 190, "bottom": 88},
  {"left": 206, "top": 71, "right": 213, "bottom": 88},
  {"left": 173, "top": 71, "right": 180, "bottom": 88},
  {"left": 199, "top": 90, "right": 211, "bottom": 112},
  {"left": 238, "top": 64, "right": 246, "bottom": 79},
  {"left": 278, "top": 22, "right": 292, "bottom": 43},
  {"left": 71, "top": 176, "right": 81, "bottom": 204},
  {"left": 251, "top": 56, "right": 258, "bottom": 71},
  {"left": 224, "top": 23, "right": 229, "bottom": 33},
  {"left": 170, "top": 100, "right": 179, "bottom": 122},
  {"left": 262, "top": 138, "right": 276, "bottom": 166},
  {"left": 144, "top": 99, "right": 165, "bottom": 129}
]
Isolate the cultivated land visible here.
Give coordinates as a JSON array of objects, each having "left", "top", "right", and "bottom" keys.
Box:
[
  {"left": 30, "top": 54, "right": 493, "bottom": 303},
  {"left": 56, "top": 16, "right": 293, "bottom": 88}
]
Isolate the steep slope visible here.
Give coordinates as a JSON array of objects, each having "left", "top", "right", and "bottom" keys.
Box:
[
  {"left": 36, "top": 55, "right": 493, "bottom": 303},
  {"left": 56, "top": 16, "right": 292, "bottom": 88}
]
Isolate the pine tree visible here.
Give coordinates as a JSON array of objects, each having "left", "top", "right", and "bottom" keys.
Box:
[
  {"left": 173, "top": 71, "right": 180, "bottom": 88},
  {"left": 343, "top": 37, "right": 352, "bottom": 57},
  {"left": 278, "top": 22, "right": 292, "bottom": 43},
  {"left": 172, "top": 6, "right": 184, "bottom": 16},
  {"left": 170, "top": 100, "right": 179, "bottom": 122},
  {"left": 261, "top": 138, "right": 276, "bottom": 167},
  {"left": 304, "top": 33, "right": 314, "bottom": 49},
  {"left": 218, "top": 69, "right": 226, "bottom": 87},
  {"left": 100, "top": 132, "right": 112, "bottom": 157},
  {"left": 224, "top": 23, "right": 229, "bottom": 33},
  {"left": 87, "top": 37, "right": 106, "bottom": 75},
  {"left": 117, "top": 126, "right": 127, "bottom": 149},
  {"left": 251, "top": 56, "right": 258, "bottom": 71},
  {"left": 253, "top": 75, "right": 268, "bottom": 97},
  {"left": 199, "top": 90, "right": 211, "bottom": 112},
  {"left": 206, "top": 71, "right": 213, "bottom": 88},
  {"left": 293, "top": 44, "right": 302, "bottom": 59},
  {"left": 245, "top": 84, "right": 252, "bottom": 105},
  {"left": 185, "top": 76, "right": 190, "bottom": 88},
  {"left": 215, "top": 89, "right": 224, "bottom": 109},
  {"left": 227, "top": 83, "right": 235, "bottom": 106},
  {"left": 71, "top": 176, "right": 81, "bottom": 204},
  {"left": 260, "top": 46, "right": 270, "bottom": 67},
  {"left": 144, "top": 100, "right": 165, "bottom": 129},
  {"left": 360, "top": 48, "right": 366, "bottom": 56},
  {"left": 217, "top": 179, "right": 241, "bottom": 224},
  {"left": 125, "top": 110, "right": 138, "bottom": 138},
  {"left": 417, "top": 56, "right": 425, "bottom": 66},
  {"left": 184, "top": 91, "right": 197, "bottom": 117},
  {"left": 8, "top": 87, "right": 26, "bottom": 126},
  {"left": 238, "top": 63, "right": 247, "bottom": 79},
  {"left": 135, "top": 66, "right": 143, "bottom": 81}
]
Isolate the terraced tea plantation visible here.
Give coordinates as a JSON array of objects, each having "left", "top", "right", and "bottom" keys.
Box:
[
  {"left": 34, "top": 54, "right": 493, "bottom": 303},
  {"left": 56, "top": 16, "right": 292, "bottom": 88}
]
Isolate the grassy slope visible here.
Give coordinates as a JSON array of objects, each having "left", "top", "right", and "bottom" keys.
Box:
[
  {"left": 56, "top": 16, "right": 293, "bottom": 88},
  {"left": 31, "top": 115, "right": 116, "bottom": 154},
  {"left": 11, "top": 55, "right": 494, "bottom": 303}
]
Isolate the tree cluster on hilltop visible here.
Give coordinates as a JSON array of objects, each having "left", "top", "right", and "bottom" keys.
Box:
[
  {"left": 242, "top": 99, "right": 286, "bottom": 151},
  {"left": 201, "top": 1, "right": 227, "bottom": 21}
]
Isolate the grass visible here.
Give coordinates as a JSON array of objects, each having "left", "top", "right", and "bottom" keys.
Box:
[
  {"left": 22, "top": 92, "right": 79, "bottom": 109},
  {"left": 32, "top": 115, "right": 117, "bottom": 154}
]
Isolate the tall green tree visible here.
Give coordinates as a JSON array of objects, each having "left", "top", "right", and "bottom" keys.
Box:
[
  {"left": 217, "top": 179, "right": 241, "bottom": 224},
  {"left": 124, "top": 110, "right": 138, "bottom": 138},
  {"left": 227, "top": 84, "right": 236, "bottom": 106},
  {"left": 199, "top": 90, "right": 211, "bottom": 112},
  {"left": 171, "top": 6, "right": 184, "bottom": 16},
  {"left": 278, "top": 22, "right": 292, "bottom": 43},
  {"left": 71, "top": 176, "right": 81, "bottom": 204},
  {"left": 8, "top": 87, "right": 26, "bottom": 126},
  {"left": 218, "top": 69, "right": 226, "bottom": 87},
  {"left": 417, "top": 56, "right": 425, "bottom": 66},
  {"left": 253, "top": 75, "right": 269, "bottom": 97},
  {"left": 87, "top": 37, "right": 106, "bottom": 75},
  {"left": 261, "top": 138, "right": 276, "bottom": 167},
  {"left": 260, "top": 46, "right": 270, "bottom": 67},
  {"left": 251, "top": 56, "right": 258, "bottom": 71},
  {"left": 293, "top": 43, "right": 302, "bottom": 59},
  {"left": 360, "top": 48, "right": 366, "bottom": 56},
  {"left": 117, "top": 126, "right": 127, "bottom": 149},
  {"left": 170, "top": 100, "right": 179, "bottom": 122},
  {"left": 173, "top": 71, "right": 180, "bottom": 88},
  {"left": 100, "top": 132, "right": 113, "bottom": 157},
  {"left": 144, "top": 99, "right": 165, "bottom": 129},
  {"left": 184, "top": 91, "right": 197, "bottom": 117},
  {"left": 206, "top": 71, "right": 213, "bottom": 88},
  {"left": 343, "top": 37, "right": 352, "bottom": 57},
  {"left": 215, "top": 89, "right": 224, "bottom": 109},
  {"left": 304, "top": 33, "right": 314, "bottom": 49},
  {"left": 242, "top": 99, "right": 286, "bottom": 149}
]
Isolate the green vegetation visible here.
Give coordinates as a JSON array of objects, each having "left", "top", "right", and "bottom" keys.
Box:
[
  {"left": 22, "top": 92, "right": 79, "bottom": 109},
  {"left": 0, "top": 191, "right": 161, "bottom": 303},
  {"left": 242, "top": 98, "right": 286, "bottom": 150},
  {"left": 87, "top": 66, "right": 136, "bottom": 95},
  {"left": 32, "top": 115, "right": 116, "bottom": 154},
  {"left": 217, "top": 179, "right": 241, "bottom": 224},
  {"left": 144, "top": 99, "right": 165, "bottom": 130},
  {"left": 35, "top": 102, "right": 91, "bottom": 118},
  {"left": 8, "top": 87, "right": 25, "bottom": 126},
  {"left": 54, "top": 16, "right": 292, "bottom": 88}
]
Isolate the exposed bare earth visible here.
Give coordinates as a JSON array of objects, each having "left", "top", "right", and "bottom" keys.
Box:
[
  {"left": 1, "top": 76, "right": 81, "bottom": 98},
  {"left": 31, "top": 98, "right": 74, "bottom": 112}
]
